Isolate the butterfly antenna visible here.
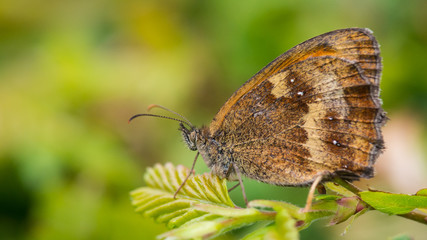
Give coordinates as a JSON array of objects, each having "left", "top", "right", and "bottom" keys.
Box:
[
  {"left": 128, "top": 113, "right": 191, "bottom": 128},
  {"left": 147, "top": 104, "right": 194, "bottom": 128}
]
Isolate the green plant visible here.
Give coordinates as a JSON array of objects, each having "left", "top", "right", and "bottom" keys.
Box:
[{"left": 130, "top": 163, "right": 427, "bottom": 240}]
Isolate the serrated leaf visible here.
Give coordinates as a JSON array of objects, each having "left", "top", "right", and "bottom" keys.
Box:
[
  {"left": 360, "top": 191, "right": 427, "bottom": 214},
  {"left": 132, "top": 163, "right": 426, "bottom": 239},
  {"left": 143, "top": 163, "right": 234, "bottom": 207},
  {"left": 132, "top": 163, "right": 284, "bottom": 240},
  {"left": 131, "top": 163, "right": 235, "bottom": 230}
]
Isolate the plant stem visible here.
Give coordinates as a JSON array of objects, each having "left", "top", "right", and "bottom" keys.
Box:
[
  {"left": 332, "top": 176, "right": 361, "bottom": 196},
  {"left": 333, "top": 177, "right": 427, "bottom": 226},
  {"left": 398, "top": 211, "right": 427, "bottom": 225}
]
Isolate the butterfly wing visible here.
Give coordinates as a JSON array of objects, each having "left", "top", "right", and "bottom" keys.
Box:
[
  {"left": 210, "top": 28, "right": 381, "bottom": 133},
  {"left": 208, "top": 28, "right": 384, "bottom": 186}
]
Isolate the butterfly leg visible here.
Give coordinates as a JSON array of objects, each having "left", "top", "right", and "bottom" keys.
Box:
[
  {"left": 228, "top": 182, "right": 240, "bottom": 192},
  {"left": 233, "top": 164, "right": 248, "bottom": 206},
  {"left": 174, "top": 152, "right": 200, "bottom": 198},
  {"left": 302, "top": 174, "right": 323, "bottom": 212}
]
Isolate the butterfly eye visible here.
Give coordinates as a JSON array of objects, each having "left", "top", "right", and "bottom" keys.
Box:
[{"left": 180, "top": 124, "right": 197, "bottom": 151}]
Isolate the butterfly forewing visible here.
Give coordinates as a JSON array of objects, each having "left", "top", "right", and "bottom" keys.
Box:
[{"left": 210, "top": 28, "right": 382, "bottom": 135}]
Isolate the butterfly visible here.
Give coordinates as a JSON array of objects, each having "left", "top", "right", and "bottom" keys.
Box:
[{"left": 130, "top": 28, "right": 386, "bottom": 211}]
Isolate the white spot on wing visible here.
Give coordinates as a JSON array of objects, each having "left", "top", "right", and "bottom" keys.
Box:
[{"left": 332, "top": 140, "right": 341, "bottom": 146}]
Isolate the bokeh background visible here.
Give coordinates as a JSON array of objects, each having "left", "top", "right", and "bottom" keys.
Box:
[{"left": 1, "top": 0, "right": 426, "bottom": 239}]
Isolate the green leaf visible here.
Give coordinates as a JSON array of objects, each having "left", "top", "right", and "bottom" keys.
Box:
[
  {"left": 158, "top": 221, "right": 224, "bottom": 239},
  {"left": 248, "top": 199, "right": 334, "bottom": 231},
  {"left": 315, "top": 194, "right": 342, "bottom": 201},
  {"left": 241, "top": 226, "right": 270, "bottom": 240},
  {"left": 158, "top": 218, "right": 227, "bottom": 240},
  {"left": 131, "top": 163, "right": 277, "bottom": 239},
  {"left": 194, "top": 203, "right": 265, "bottom": 218},
  {"left": 160, "top": 212, "right": 274, "bottom": 240},
  {"left": 130, "top": 163, "right": 235, "bottom": 230},
  {"left": 416, "top": 188, "right": 427, "bottom": 197},
  {"left": 341, "top": 207, "right": 368, "bottom": 236},
  {"left": 329, "top": 197, "right": 359, "bottom": 225},
  {"left": 272, "top": 208, "right": 299, "bottom": 240},
  {"left": 324, "top": 182, "right": 355, "bottom": 197},
  {"left": 248, "top": 200, "right": 302, "bottom": 219},
  {"left": 388, "top": 234, "right": 413, "bottom": 240},
  {"left": 311, "top": 199, "right": 338, "bottom": 212},
  {"left": 144, "top": 163, "right": 234, "bottom": 207},
  {"left": 243, "top": 208, "right": 299, "bottom": 240},
  {"left": 131, "top": 163, "right": 427, "bottom": 239},
  {"left": 360, "top": 191, "right": 427, "bottom": 214}
]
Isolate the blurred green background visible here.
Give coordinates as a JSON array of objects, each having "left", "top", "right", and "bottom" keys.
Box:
[{"left": 1, "top": 0, "right": 427, "bottom": 239}]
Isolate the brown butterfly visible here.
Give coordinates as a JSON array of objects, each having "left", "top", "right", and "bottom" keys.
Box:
[{"left": 130, "top": 28, "right": 386, "bottom": 211}]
